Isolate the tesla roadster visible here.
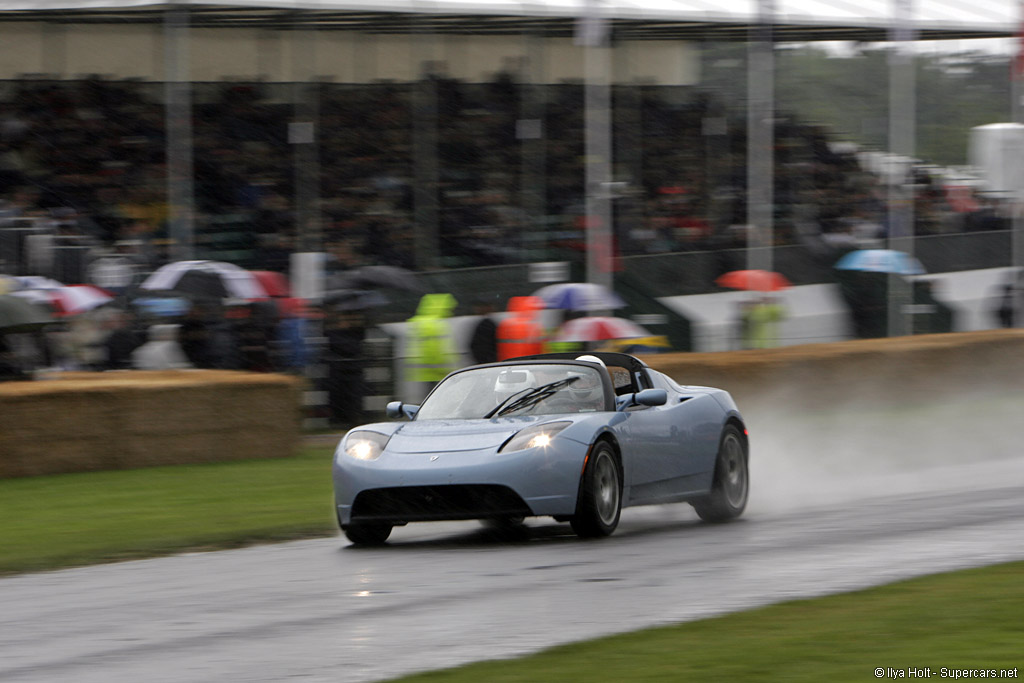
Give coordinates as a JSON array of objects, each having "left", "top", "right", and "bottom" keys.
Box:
[{"left": 332, "top": 352, "right": 749, "bottom": 545}]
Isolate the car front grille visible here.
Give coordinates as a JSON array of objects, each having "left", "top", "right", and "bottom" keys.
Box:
[{"left": 351, "top": 485, "right": 532, "bottom": 523}]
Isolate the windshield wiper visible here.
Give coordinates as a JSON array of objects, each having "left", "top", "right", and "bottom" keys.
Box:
[{"left": 483, "top": 377, "right": 579, "bottom": 419}]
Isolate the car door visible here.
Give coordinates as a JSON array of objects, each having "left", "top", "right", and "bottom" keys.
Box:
[{"left": 620, "top": 379, "right": 720, "bottom": 503}]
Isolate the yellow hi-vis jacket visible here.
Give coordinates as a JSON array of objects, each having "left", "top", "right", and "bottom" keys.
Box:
[{"left": 406, "top": 293, "right": 457, "bottom": 382}]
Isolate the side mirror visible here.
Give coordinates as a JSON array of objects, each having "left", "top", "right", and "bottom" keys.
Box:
[
  {"left": 635, "top": 388, "right": 667, "bottom": 407},
  {"left": 614, "top": 388, "right": 668, "bottom": 411},
  {"left": 386, "top": 401, "right": 419, "bottom": 419}
]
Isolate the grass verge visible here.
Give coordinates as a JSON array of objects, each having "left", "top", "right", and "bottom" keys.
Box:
[
  {"left": 0, "top": 445, "right": 338, "bottom": 576},
  {"left": 390, "top": 561, "right": 1024, "bottom": 682}
]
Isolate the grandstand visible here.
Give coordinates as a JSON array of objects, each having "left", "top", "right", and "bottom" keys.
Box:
[{"left": 1, "top": 0, "right": 1019, "bottom": 324}]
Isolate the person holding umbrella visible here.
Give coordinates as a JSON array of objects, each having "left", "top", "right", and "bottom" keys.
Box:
[
  {"left": 715, "top": 270, "right": 790, "bottom": 349},
  {"left": 0, "top": 332, "right": 28, "bottom": 380},
  {"left": 741, "top": 295, "right": 786, "bottom": 349}
]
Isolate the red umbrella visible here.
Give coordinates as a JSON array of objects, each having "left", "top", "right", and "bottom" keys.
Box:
[
  {"left": 715, "top": 269, "right": 791, "bottom": 292},
  {"left": 250, "top": 270, "right": 290, "bottom": 298},
  {"left": 250, "top": 270, "right": 309, "bottom": 318},
  {"left": 554, "top": 316, "right": 650, "bottom": 342}
]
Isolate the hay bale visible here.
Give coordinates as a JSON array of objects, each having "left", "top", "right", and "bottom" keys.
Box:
[
  {"left": 0, "top": 437, "right": 119, "bottom": 478},
  {"left": 647, "top": 330, "right": 1024, "bottom": 410},
  {"left": 115, "top": 427, "right": 298, "bottom": 469},
  {"left": 1, "top": 370, "right": 303, "bottom": 478}
]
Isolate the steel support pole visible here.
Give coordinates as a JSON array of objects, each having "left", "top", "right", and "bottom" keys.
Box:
[
  {"left": 164, "top": 4, "right": 194, "bottom": 262},
  {"left": 291, "top": 27, "right": 320, "bottom": 255},
  {"left": 746, "top": 0, "right": 774, "bottom": 275},
  {"left": 887, "top": 0, "right": 916, "bottom": 337},
  {"left": 519, "top": 35, "right": 546, "bottom": 263},
  {"left": 412, "top": 40, "right": 440, "bottom": 271},
  {"left": 1013, "top": 17, "right": 1024, "bottom": 309},
  {"left": 582, "top": 0, "right": 613, "bottom": 290}
]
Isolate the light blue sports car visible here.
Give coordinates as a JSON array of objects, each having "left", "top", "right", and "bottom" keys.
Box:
[{"left": 332, "top": 352, "right": 749, "bottom": 545}]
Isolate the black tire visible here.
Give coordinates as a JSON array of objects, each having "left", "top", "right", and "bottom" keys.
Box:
[
  {"left": 570, "top": 441, "right": 622, "bottom": 538},
  {"left": 343, "top": 522, "right": 393, "bottom": 546},
  {"left": 692, "top": 424, "right": 749, "bottom": 523}
]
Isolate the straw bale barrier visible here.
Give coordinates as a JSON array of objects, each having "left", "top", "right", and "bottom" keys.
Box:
[
  {"left": 0, "top": 370, "right": 303, "bottom": 478},
  {"left": 646, "top": 329, "right": 1024, "bottom": 412}
]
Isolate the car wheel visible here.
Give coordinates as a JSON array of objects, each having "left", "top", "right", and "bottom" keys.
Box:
[
  {"left": 693, "top": 424, "right": 748, "bottom": 523},
  {"left": 570, "top": 441, "right": 622, "bottom": 538},
  {"left": 343, "top": 522, "right": 393, "bottom": 546}
]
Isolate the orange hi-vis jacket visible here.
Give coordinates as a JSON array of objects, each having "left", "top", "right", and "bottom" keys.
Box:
[{"left": 496, "top": 296, "right": 545, "bottom": 361}]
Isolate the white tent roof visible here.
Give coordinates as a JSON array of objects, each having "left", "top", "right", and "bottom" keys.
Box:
[{"left": 0, "top": 0, "right": 1017, "bottom": 42}]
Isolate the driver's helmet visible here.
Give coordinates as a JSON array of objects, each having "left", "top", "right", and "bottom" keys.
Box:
[
  {"left": 494, "top": 368, "right": 536, "bottom": 400},
  {"left": 569, "top": 355, "right": 606, "bottom": 405}
]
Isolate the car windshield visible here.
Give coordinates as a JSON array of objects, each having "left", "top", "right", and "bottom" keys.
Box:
[{"left": 415, "top": 363, "right": 609, "bottom": 420}]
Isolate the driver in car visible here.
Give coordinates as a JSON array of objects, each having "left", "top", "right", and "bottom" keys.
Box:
[{"left": 569, "top": 355, "right": 609, "bottom": 412}]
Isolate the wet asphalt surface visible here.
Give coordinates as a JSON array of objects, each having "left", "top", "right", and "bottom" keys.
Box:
[{"left": 3, "top": 412, "right": 1024, "bottom": 682}]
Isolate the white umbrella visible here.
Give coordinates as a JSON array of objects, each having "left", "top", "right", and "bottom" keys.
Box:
[
  {"left": 12, "top": 284, "right": 114, "bottom": 316},
  {"left": 140, "top": 260, "right": 267, "bottom": 300},
  {"left": 553, "top": 316, "right": 651, "bottom": 342}
]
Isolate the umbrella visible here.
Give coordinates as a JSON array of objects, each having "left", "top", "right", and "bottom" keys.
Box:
[
  {"left": 250, "top": 270, "right": 308, "bottom": 317},
  {"left": 132, "top": 296, "right": 192, "bottom": 318},
  {"left": 48, "top": 285, "right": 115, "bottom": 316},
  {"left": 11, "top": 275, "right": 65, "bottom": 290},
  {"left": 0, "top": 294, "right": 54, "bottom": 332},
  {"left": 330, "top": 265, "right": 424, "bottom": 293},
  {"left": 12, "top": 284, "right": 115, "bottom": 316},
  {"left": 140, "top": 260, "right": 268, "bottom": 300},
  {"left": 532, "top": 282, "right": 626, "bottom": 311},
  {"left": 598, "top": 336, "right": 671, "bottom": 354},
  {"left": 715, "top": 269, "right": 791, "bottom": 292},
  {"left": 323, "top": 288, "right": 389, "bottom": 311},
  {"left": 250, "top": 270, "right": 291, "bottom": 298},
  {"left": 834, "top": 249, "right": 925, "bottom": 275},
  {"left": 553, "top": 316, "right": 651, "bottom": 342}
]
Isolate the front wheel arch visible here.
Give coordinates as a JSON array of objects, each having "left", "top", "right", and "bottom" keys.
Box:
[{"left": 570, "top": 437, "right": 623, "bottom": 538}]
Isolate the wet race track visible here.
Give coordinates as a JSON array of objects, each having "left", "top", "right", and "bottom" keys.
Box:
[{"left": 3, "top": 396, "right": 1024, "bottom": 683}]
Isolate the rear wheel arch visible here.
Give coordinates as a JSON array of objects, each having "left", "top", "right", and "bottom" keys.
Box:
[
  {"left": 725, "top": 416, "right": 749, "bottom": 456},
  {"left": 692, "top": 421, "right": 749, "bottom": 522}
]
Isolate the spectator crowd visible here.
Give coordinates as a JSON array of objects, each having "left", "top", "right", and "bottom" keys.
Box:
[{"left": 1, "top": 75, "right": 1013, "bottom": 277}]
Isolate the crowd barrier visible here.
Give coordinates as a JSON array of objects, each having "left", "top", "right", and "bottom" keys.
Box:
[
  {"left": 3, "top": 330, "right": 1022, "bottom": 479},
  {"left": 647, "top": 329, "right": 1024, "bottom": 411}
]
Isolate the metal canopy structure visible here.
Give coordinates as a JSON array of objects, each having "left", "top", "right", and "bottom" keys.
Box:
[{"left": 0, "top": 0, "right": 1017, "bottom": 42}]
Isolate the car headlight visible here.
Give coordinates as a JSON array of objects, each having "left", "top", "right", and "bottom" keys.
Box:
[
  {"left": 499, "top": 422, "right": 572, "bottom": 453},
  {"left": 343, "top": 431, "right": 391, "bottom": 461}
]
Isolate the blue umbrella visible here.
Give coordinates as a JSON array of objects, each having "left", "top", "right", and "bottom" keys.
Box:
[
  {"left": 834, "top": 249, "right": 925, "bottom": 276},
  {"left": 132, "top": 296, "right": 191, "bottom": 317},
  {"left": 532, "top": 282, "right": 626, "bottom": 311}
]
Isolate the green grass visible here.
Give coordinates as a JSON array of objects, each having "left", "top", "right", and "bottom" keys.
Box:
[
  {"left": 390, "top": 561, "right": 1024, "bottom": 682},
  {"left": 0, "top": 446, "right": 339, "bottom": 575}
]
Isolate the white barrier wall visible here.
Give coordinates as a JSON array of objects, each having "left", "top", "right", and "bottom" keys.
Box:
[{"left": 661, "top": 267, "right": 1018, "bottom": 353}]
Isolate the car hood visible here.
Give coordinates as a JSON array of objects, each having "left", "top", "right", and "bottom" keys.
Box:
[{"left": 386, "top": 417, "right": 564, "bottom": 454}]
